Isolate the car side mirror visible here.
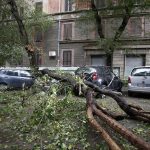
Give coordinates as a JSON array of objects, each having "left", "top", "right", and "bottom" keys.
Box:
[{"left": 114, "top": 76, "right": 119, "bottom": 80}]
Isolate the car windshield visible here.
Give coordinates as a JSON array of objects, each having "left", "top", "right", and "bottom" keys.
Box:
[
  {"left": 75, "top": 67, "right": 96, "bottom": 74},
  {"left": 95, "top": 67, "right": 111, "bottom": 76},
  {"left": 131, "top": 67, "right": 150, "bottom": 76},
  {"left": 76, "top": 66, "right": 112, "bottom": 76},
  {"left": 0, "top": 70, "right": 5, "bottom": 74}
]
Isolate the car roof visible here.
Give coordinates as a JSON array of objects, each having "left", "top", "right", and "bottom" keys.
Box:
[
  {"left": 79, "top": 65, "right": 110, "bottom": 68},
  {"left": 0, "top": 69, "right": 29, "bottom": 71},
  {"left": 132, "top": 66, "right": 150, "bottom": 70}
]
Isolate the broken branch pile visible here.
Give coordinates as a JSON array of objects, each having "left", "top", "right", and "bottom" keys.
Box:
[{"left": 42, "top": 69, "right": 150, "bottom": 150}]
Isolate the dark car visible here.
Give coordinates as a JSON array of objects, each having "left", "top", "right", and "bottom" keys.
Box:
[
  {"left": 75, "top": 66, "right": 123, "bottom": 92},
  {"left": 0, "top": 69, "right": 34, "bottom": 90}
]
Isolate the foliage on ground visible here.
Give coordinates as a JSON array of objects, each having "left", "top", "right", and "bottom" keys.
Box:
[
  {"left": 0, "top": 85, "right": 150, "bottom": 149},
  {"left": 0, "top": 88, "right": 92, "bottom": 150}
]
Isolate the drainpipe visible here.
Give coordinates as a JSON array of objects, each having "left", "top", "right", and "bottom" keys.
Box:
[{"left": 57, "top": 0, "right": 61, "bottom": 66}]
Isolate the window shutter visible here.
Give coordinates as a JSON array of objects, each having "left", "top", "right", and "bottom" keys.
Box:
[
  {"left": 63, "top": 23, "right": 72, "bottom": 40},
  {"left": 128, "top": 18, "right": 142, "bottom": 36}
]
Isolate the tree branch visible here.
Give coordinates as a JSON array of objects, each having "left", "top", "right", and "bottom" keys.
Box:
[
  {"left": 113, "top": 6, "right": 131, "bottom": 41},
  {"left": 86, "top": 89, "right": 121, "bottom": 150},
  {"left": 93, "top": 105, "right": 150, "bottom": 150},
  {"left": 7, "top": 0, "right": 38, "bottom": 67},
  {"left": 7, "top": 0, "right": 29, "bottom": 45},
  {"left": 91, "top": 0, "right": 104, "bottom": 38}
]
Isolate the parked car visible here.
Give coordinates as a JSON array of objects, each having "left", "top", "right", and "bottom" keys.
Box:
[
  {"left": 75, "top": 66, "right": 123, "bottom": 92},
  {"left": 128, "top": 66, "right": 150, "bottom": 95},
  {"left": 0, "top": 69, "right": 35, "bottom": 90}
]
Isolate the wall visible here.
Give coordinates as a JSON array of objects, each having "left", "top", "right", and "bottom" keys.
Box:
[
  {"left": 113, "top": 50, "right": 124, "bottom": 78},
  {"left": 43, "top": 21, "right": 59, "bottom": 66},
  {"left": 43, "top": 0, "right": 60, "bottom": 14}
]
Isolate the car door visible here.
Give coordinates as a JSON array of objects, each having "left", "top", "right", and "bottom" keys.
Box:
[
  {"left": 6, "top": 70, "right": 21, "bottom": 88},
  {"left": 19, "top": 71, "right": 33, "bottom": 87}
]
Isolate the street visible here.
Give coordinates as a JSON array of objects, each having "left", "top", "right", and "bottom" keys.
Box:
[
  {"left": 124, "top": 94, "right": 150, "bottom": 111},
  {"left": 98, "top": 92, "right": 150, "bottom": 115}
]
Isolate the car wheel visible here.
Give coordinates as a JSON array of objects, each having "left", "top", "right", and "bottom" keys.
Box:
[{"left": 0, "top": 83, "right": 8, "bottom": 91}]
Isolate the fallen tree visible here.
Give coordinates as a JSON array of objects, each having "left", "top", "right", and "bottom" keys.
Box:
[{"left": 41, "top": 69, "right": 150, "bottom": 150}]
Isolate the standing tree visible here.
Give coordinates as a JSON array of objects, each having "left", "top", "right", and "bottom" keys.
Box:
[
  {"left": 78, "top": 0, "right": 150, "bottom": 67},
  {"left": 0, "top": 0, "right": 52, "bottom": 68}
]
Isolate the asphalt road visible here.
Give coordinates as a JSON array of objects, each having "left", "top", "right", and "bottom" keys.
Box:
[
  {"left": 123, "top": 94, "right": 150, "bottom": 112},
  {"left": 98, "top": 92, "right": 150, "bottom": 114}
]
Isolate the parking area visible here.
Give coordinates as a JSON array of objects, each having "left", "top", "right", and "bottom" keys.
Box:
[
  {"left": 98, "top": 90, "right": 150, "bottom": 115},
  {"left": 124, "top": 94, "right": 150, "bottom": 111}
]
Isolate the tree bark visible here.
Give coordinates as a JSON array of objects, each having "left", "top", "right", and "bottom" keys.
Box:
[
  {"left": 7, "top": 0, "right": 37, "bottom": 67},
  {"left": 93, "top": 105, "right": 150, "bottom": 150},
  {"left": 85, "top": 88, "right": 150, "bottom": 150},
  {"left": 91, "top": 0, "right": 104, "bottom": 38},
  {"left": 113, "top": 6, "right": 131, "bottom": 41},
  {"left": 86, "top": 89, "right": 122, "bottom": 150},
  {"left": 87, "top": 107, "right": 122, "bottom": 150},
  {"left": 41, "top": 69, "right": 150, "bottom": 149},
  {"left": 85, "top": 80, "right": 150, "bottom": 122}
]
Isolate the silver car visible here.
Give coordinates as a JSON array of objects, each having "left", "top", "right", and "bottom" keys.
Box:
[{"left": 128, "top": 66, "right": 150, "bottom": 95}]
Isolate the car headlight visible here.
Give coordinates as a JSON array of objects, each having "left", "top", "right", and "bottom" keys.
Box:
[{"left": 98, "top": 79, "right": 102, "bottom": 83}]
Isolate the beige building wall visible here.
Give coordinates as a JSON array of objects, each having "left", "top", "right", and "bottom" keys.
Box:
[
  {"left": 146, "top": 50, "right": 150, "bottom": 66},
  {"left": 113, "top": 50, "right": 124, "bottom": 78}
]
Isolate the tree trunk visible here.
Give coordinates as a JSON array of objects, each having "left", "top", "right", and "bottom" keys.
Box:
[
  {"left": 93, "top": 105, "right": 150, "bottom": 150},
  {"left": 7, "top": 0, "right": 37, "bottom": 68},
  {"left": 85, "top": 80, "right": 150, "bottom": 122},
  {"left": 91, "top": 0, "right": 104, "bottom": 38},
  {"left": 86, "top": 89, "right": 122, "bottom": 150},
  {"left": 41, "top": 69, "right": 150, "bottom": 149}
]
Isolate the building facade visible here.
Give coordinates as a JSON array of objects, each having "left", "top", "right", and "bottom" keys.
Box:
[{"left": 26, "top": 0, "right": 150, "bottom": 79}]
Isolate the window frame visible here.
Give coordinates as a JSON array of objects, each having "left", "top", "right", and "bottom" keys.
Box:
[
  {"left": 61, "top": 22, "right": 74, "bottom": 40},
  {"left": 61, "top": 49, "right": 74, "bottom": 67},
  {"left": 64, "top": 0, "right": 75, "bottom": 12},
  {"left": 35, "top": 2, "right": 43, "bottom": 13},
  {"left": 34, "top": 26, "right": 43, "bottom": 42},
  {"left": 127, "top": 17, "right": 144, "bottom": 37}
]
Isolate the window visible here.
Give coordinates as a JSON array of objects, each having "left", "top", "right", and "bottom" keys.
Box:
[
  {"left": 34, "top": 26, "right": 43, "bottom": 42},
  {"left": 65, "top": 0, "right": 74, "bottom": 12},
  {"left": 35, "top": 2, "right": 42, "bottom": 13},
  {"left": 6, "top": 71, "right": 18, "bottom": 76},
  {"left": 95, "top": 0, "right": 106, "bottom": 8},
  {"left": 36, "top": 53, "right": 42, "bottom": 66},
  {"left": 76, "top": 0, "right": 90, "bottom": 10},
  {"left": 128, "top": 18, "right": 142, "bottom": 36},
  {"left": 63, "top": 23, "right": 73, "bottom": 40},
  {"left": 62, "top": 50, "right": 73, "bottom": 66},
  {"left": 132, "top": 67, "right": 150, "bottom": 76},
  {"left": 20, "top": 71, "right": 31, "bottom": 77}
]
